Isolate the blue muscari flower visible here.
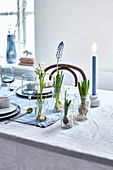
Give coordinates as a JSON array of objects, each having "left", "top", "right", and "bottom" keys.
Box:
[{"left": 56, "top": 41, "right": 64, "bottom": 59}]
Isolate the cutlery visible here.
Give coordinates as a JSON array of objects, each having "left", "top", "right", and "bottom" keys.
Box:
[{"left": 5, "top": 108, "right": 33, "bottom": 124}]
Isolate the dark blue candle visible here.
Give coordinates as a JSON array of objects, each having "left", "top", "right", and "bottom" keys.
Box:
[
  {"left": 92, "top": 42, "right": 97, "bottom": 95},
  {"left": 92, "top": 56, "right": 96, "bottom": 95}
]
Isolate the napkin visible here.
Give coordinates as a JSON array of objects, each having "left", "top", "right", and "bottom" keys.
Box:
[
  {"left": 43, "top": 80, "right": 53, "bottom": 88},
  {"left": 0, "top": 97, "right": 10, "bottom": 109}
]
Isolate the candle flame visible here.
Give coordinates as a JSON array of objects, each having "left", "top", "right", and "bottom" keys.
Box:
[{"left": 92, "top": 42, "right": 97, "bottom": 53}]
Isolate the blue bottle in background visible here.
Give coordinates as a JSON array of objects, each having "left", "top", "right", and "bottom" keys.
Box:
[{"left": 6, "top": 28, "right": 17, "bottom": 64}]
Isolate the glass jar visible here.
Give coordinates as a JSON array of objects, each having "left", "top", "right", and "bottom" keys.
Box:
[
  {"left": 75, "top": 95, "right": 90, "bottom": 121},
  {"left": 61, "top": 104, "right": 74, "bottom": 129},
  {"left": 52, "top": 87, "right": 64, "bottom": 112},
  {"left": 35, "top": 101, "right": 48, "bottom": 121}
]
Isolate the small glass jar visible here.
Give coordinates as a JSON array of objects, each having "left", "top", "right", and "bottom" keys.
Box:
[
  {"left": 52, "top": 87, "right": 64, "bottom": 112},
  {"left": 61, "top": 104, "right": 74, "bottom": 129},
  {"left": 75, "top": 95, "right": 90, "bottom": 121},
  {"left": 35, "top": 101, "right": 48, "bottom": 121}
]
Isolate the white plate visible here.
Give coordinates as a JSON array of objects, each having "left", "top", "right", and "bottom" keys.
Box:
[
  {"left": 0, "top": 105, "right": 20, "bottom": 120},
  {"left": 0, "top": 103, "right": 18, "bottom": 116}
]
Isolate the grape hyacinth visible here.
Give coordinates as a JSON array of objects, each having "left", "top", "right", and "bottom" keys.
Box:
[{"left": 53, "top": 41, "right": 64, "bottom": 112}]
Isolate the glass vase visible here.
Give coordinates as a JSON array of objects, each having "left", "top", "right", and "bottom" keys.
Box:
[
  {"left": 6, "top": 34, "right": 17, "bottom": 64},
  {"left": 61, "top": 104, "right": 74, "bottom": 129},
  {"left": 75, "top": 95, "right": 90, "bottom": 121},
  {"left": 35, "top": 101, "right": 48, "bottom": 121},
  {"left": 52, "top": 87, "right": 64, "bottom": 112}
]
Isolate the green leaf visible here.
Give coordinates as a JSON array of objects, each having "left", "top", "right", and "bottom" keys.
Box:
[
  {"left": 78, "top": 79, "right": 90, "bottom": 97},
  {"left": 82, "top": 81, "right": 85, "bottom": 95},
  {"left": 42, "top": 90, "right": 52, "bottom": 103},
  {"left": 68, "top": 100, "right": 71, "bottom": 106}
]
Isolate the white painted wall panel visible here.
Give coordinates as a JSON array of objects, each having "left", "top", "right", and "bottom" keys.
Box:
[{"left": 34, "top": 0, "right": 113, "bottom": 90}]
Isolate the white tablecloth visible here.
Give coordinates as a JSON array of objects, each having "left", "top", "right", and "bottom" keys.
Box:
[{"left": 0, "top": 83, "right": 113, "bottom": 170}]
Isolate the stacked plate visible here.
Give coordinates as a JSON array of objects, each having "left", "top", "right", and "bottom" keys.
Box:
[{"left": 0, "top": 103, "right": 20, "bottom": 120}]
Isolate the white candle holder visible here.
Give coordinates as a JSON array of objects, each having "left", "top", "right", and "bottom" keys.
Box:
[{"left": 90, "top": 94, "right": 100, "bottom": 107}]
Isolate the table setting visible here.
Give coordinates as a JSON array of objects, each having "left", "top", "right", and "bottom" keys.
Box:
[{"left": 0, "top": 41, "right": 100, "bottom": 128}]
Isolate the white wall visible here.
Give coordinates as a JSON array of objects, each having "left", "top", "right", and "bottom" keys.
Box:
[{"left": 34, "top": 0, "right": 113, "bottom": 90}]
